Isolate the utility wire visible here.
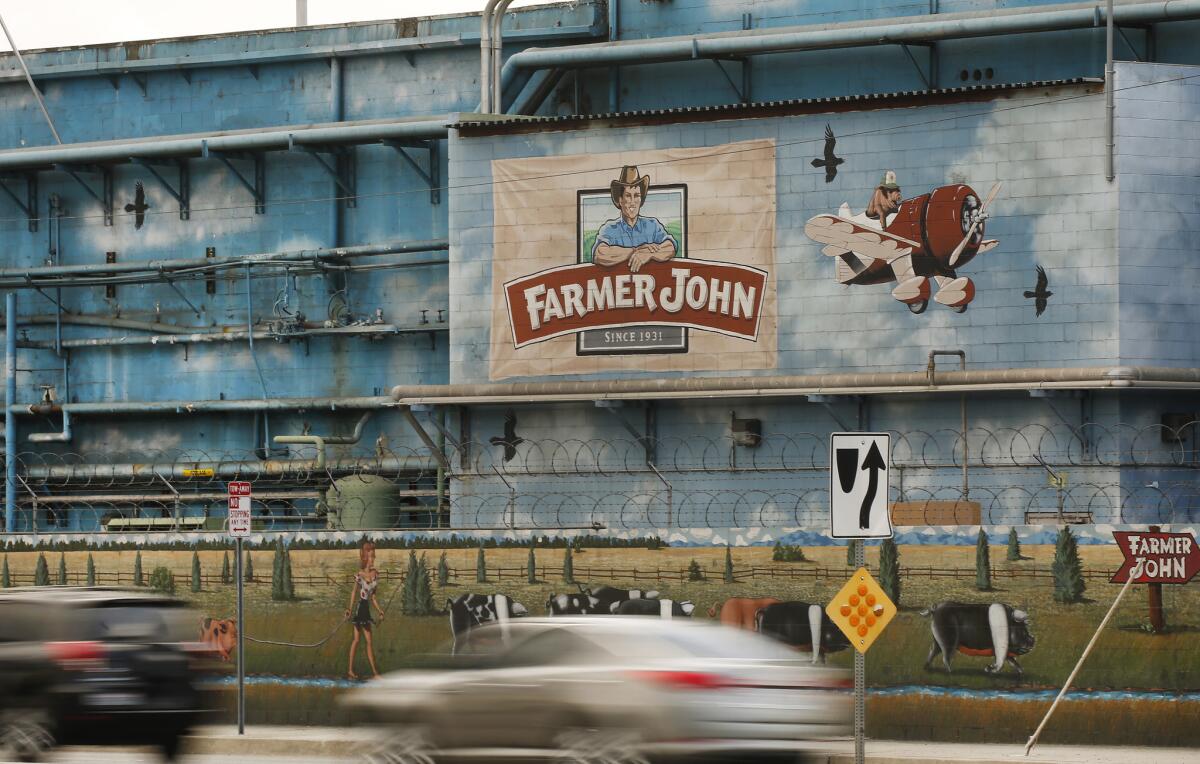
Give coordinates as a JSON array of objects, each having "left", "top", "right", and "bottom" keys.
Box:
[{"left": 0, "top": 70, "right": 1196, "bottom": 228}]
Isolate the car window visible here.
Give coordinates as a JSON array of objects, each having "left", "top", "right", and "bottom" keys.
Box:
[
  {"left": 72, "top": 602, "right": 194, "bottom": 643},
  {"left": 498, "top": 628, "right": 606, "bottom": 668},
  {"left": 604, "top": 626, "right": 801, "bottom": 660}
]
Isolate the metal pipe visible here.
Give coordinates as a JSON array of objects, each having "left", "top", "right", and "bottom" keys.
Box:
[
  {"left": 492, "top": 0, "right": 518, "bottom": 114},
  {"left": 928, "top": 350, "right": 969, "bottom": 499},
  {"left": 608, "top": 0, "right": 620, "bottom": 111},
  {"left": 27, "top": 410, "right": 69, "bottom": 443},
  {"left": 0, "top": 117, "right": 449, "bottom": 171},
  {"left": 17, "top": 323, "right": 449, "bottom": 351},
  {"left": 23, "top": 454, "right": 434, "bottom": 483},
  {"left": 0, "top": 11, "right": 61, "bottom": 144},
  {"left": 392, "top": 366, "right": 1200, "bottom": 405},
  {"left": 5, "top": 293, "right": 15, "bottom": 532},
  {"left": 245, "top": 263, "right": 271, "bottom": 452},
  {"left": 480, "top": 0, "right": 506, "bottom": 113},
  {"left": 500, "top": 0, "right": 1200, "bottom": 93},
  {"left": 323, "top": 411, "right": 372, "bottom": 445},
  {"left": 19, "top": 490, "right": 321, "bottom": 504},
  {"left": 19, "top": 314, "right": 197, "bottom": 334},
  {"left": 1105, "top": 0, "right": 1116, "bottom": 181},
  {"left": 11, "top": 395, "right": 391, "bottom": 416},
  {"left": 273, "top": 435, "right": 326, "bottom": 469}
]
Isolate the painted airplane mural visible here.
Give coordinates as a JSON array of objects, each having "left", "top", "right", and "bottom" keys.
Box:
[{"left": 805, "top": 173, "right": 1001, "bottom": 314}]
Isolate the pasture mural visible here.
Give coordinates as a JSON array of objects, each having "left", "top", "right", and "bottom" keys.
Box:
[{"left": 1, "top": 526, "right": 1198, "bottom": 745}]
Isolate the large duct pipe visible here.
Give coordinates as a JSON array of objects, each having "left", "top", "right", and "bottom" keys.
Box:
[{"left": 499, "top": 0, "right": 1200, "bottom": 100}]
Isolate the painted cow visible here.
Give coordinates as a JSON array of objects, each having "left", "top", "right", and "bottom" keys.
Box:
[
  {"left": 447, "top": 593, "right": 528, "bottom": 654},
  {"left": 615, "top": 598, "right": 695, "bottom": 618},
  {"left": 585, "top": 586, "right": 660, "bottom": 614},
  {"left": 922, "top": 602, "right": 1035, "bottom": 676},
  {"left": 708, "top": 597, "right": 781, "bottom": 630},
  {"left": 755, "top": 602, "right": 850, "bottom": 664},
  {"left": 199, "top": 617, "right": 238, "bottom": 662},
  {"left": 545, "top": 591, "right": 602, "bottom": 615}
]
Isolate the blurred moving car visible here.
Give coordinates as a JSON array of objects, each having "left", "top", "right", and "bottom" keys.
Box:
[
  {"left": 0, "top": 586, "right": 215, "bottom": 762},
  {"left": 345, "top": 616, "right": 851, "bottom": 763}
]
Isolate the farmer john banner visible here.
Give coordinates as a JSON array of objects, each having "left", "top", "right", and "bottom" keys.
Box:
[{"left": 489, "top": 140, "right": 777, "bottom": 380}]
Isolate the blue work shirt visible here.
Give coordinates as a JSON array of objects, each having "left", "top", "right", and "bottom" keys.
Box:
[{"left": 590, "top": 216, "right": 675, "bottom": 262}]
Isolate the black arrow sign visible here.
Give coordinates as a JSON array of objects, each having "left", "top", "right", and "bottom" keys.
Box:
[{"left": 859, "top": 441, "right": 886, "bottom": 529}]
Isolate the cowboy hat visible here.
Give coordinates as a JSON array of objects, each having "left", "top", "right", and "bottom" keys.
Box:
[
  {"left": 877, "top": 170, "right": 900, "bottom": 191},
  {"left": 610, "top": 165, "right": 650, "bottom": 207}
]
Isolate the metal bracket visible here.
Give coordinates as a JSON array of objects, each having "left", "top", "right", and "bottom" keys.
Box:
[
  {"left": 289, "top": 137, "right": 357, "bottom": 208},
  {"left": 402, "top": 407, "right": 451, "bottom": 473},
  {"left": 383, "top": 139, "right": 440, "bottom": 205},
  {"left": 53, "top": 163, "right": 113, "bottom": 226},
  {"left": 202, "top": 142, "right": 265, "bottom": 213},
  {"left": 132, "top": 158, "right": 190, "bottom": 220},
  {"left": 899, "top": 43, "right": 937, "bottom": 89},
  {"left": 806, "top": 394, "right": 865, "bottom": 432},
  {"left": 1116, "top": 24, "right": 1153, "bottom": 62},
  {"left": 132, "top": 74, "right": 148, "bottom": 97},
  {"left": 1028, "top": 389, "right": 1093, "bottom": 459},
  {"left": 412, "top": 404, "right": 462, "bottom": 451},
  {"left": 0, "top": 173, "right": 38, "bottom": 232},
  {"left": 595, "top": 400, "right": 657, "bottom": 465},
  {"left": 711, "top": 58, "right": 749, "bottom": 103}
]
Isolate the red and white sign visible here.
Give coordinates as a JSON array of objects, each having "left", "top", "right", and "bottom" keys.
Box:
[
  {"left": 228, "top": 481, "right": 252, "bottom": 538},
  {"left": 1111, "top": 530, "right": 1200, "bottom": 584},
  {"left": 503, "top": 260, "right": 767, "bottom": 349}
]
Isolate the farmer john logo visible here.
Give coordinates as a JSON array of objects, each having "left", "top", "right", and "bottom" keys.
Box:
[{"left": 503, "top": 165, "right": 768, "bottom": 353}]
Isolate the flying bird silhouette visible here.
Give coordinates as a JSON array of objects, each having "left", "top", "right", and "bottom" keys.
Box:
[
  {"left": 123, "top": 181, "right": 150, "bottom": 229},
  {"left": 810, "top": 124, "right": 844, "bottom": 183},
  {"left": 1023, "top": 265, "right": 1052, "bottom": 317},
  {"left": 488, "top": 410, "right": 524, "bottom": 462}
]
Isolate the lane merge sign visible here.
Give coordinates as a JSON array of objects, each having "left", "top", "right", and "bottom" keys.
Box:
[
  {"left": 830, "top": 432, "right": 892, "bottom": 539},
  {"left": 1111, "top": 530, "right": 1200, "bottom": 584},
  {"left": 228, "top": 481, "right": 252, "bottom": 538}
]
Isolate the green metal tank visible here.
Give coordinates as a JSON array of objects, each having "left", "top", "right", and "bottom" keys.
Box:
[{"left": 324, "top": 475, "right": 399, "bottom": 530}]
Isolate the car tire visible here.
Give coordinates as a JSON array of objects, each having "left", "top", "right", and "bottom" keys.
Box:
[
  {"left": 0, "top": 707, "right": 55, "bottom": 763},
  {"left": 160, "top": 733, "right": 184, "bottom": 762},
  {"left": 553, "top": 722, "right": 649, "bottom": 764}
]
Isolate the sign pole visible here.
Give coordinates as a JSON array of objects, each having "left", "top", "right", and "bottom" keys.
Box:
[
  {"left": 854, "top": 541, "right": 865, "bottom": 764},
  {"left": 236, "top": 536, "right": 245, "bottom": 735}
]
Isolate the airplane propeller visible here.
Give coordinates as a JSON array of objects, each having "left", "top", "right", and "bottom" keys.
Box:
[{"left": 949, "top": 182, "right": 1002, "bottom": 267}]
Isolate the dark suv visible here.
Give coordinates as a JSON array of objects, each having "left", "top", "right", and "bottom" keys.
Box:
[{"left": 0, "top": 586, "right": 213, "bottom": 761}]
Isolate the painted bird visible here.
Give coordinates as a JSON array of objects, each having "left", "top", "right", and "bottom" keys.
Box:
[
  {"left": 1023, "top": 265, "right": 1052, "bottom": 317},
  {"left": 124, "top": 181, "right": 151, "bottom": 229},
  {"left": 488, "top": 410, "right": 524, "bottom": 462},
  {"left": 810, "top": 124, "right": 844, "bottom": 183}
]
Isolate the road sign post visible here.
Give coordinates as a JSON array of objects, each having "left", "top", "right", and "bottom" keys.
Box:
[
  {"left": 227, "top": 481, "right": 251, "bottom": 736},
  {"left": 828, "top": 432, "right": 894, "bottom": 764}
]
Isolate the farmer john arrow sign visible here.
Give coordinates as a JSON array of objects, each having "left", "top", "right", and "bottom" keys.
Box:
[{"left": 1111, "top": 530, "right": 1200, "bottom": 584}]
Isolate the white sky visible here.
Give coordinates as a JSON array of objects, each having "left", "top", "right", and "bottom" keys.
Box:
[{"left": 0, "top": 1, "right": 558, "bottom": 52}]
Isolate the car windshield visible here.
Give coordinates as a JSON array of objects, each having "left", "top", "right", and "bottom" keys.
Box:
[
  {"left": 72, "top": 601, "right": 194, "bottom": 643},
  {"left": 600, "top": 624, "right": 803, "bottom": 661}
]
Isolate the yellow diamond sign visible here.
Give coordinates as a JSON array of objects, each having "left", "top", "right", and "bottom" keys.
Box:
[{"left": 826, "top": 567, "right": 897, "bottom": 654}]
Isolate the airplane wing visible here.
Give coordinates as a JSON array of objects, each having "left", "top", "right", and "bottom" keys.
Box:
[{"left": 804, "top": 214, "right": 918, "bottom": 263}]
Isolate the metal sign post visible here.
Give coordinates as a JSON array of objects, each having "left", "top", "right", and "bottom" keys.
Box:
[
  {"left": 828, "top": 432, "right": 894, "bottom": 764},
  {"left": 227, "top": 481, "right": 252, "bottom": 736}
]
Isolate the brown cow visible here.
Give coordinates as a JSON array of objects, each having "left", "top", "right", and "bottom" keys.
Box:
[
  {"left": 200, "top": 617, "right": 238, "bottom": 661},
  {"left": 707, "top": 597, "right": 781, "bottom": 630}
]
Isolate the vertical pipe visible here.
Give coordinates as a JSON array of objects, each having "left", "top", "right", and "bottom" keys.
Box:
[
  {"left": 436, "top": 407, "right": 446, "bottom": 527},
  {"left": 295, "top": 0, "right": 307, "bottom": 26},
  {"left": 492, "top": 0, "right": 517, "bottom": 114},
  {"left": 1105, "top": 0, "right": 1115, "bottom": 181},
  {"left": 853, "top": 542, "right": 865, "bottom": 764},
  {"left": 330, "top": 57, "right": 344, "bottom": 248},
  {"left": 608, "top": 0, "right": 620, "bottom": 112},
  {"left": 245, "top": 264, "right": 270, "bottom": 451},
  {"left": 5, "top": 293, "right": 15, "bottom": 534},
  {"left": 235, "top": 538, "right": 245, "bottom": 735}
]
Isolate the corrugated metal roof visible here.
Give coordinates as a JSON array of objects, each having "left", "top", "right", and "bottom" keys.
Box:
[{"left": 452, "top": 78, "right": 1102, "bottom": 132}]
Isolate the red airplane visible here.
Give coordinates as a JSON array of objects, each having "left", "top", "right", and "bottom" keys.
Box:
[{"left": 805, "top": 182, "right": 1001, "bottom": 313}]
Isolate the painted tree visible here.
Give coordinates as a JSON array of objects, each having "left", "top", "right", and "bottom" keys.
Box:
[
  {"left": 879, "top": 538, "right": 901, "bottom": 606},
  {"left": 527, "top": 545, "right": 537, "bottom": 584},
  {"left": 1007, "top": 528, "right": 1022, "bottom": 561},
  {"left": 35, "top": 553, "right": 49, "bottom": 586},
  {"left": 975, "top": 529, "right": 992, "bottom": 591},
  {"left": 475, "top": 545, "right": 487, "bottom": 583},
  {"left": 1, "top": 555, "right": 9, "bottom": 588},
  {"left": 134, "top": 552, "right": 145, "bottom": 586},
  {"left": 149, "top": 566, "right": 175, "bottom": 595},
  {"left": 221, "top": 551, "right": 231, "bottom": 584},
  {"left": 846, "top": 540, "right": 860, "bottom": 566},
  {"left": 243, "top": 549, "right": 254, "bottom": 583},
  {"left": 687, "top": 559, "right": 705, "bottom": 581},
  {"left": 437, "top": 551, "right": 449, "bottom": 587},
  {"left": 562, "top": 544, "right": 574, "bottom": 584},
  {"left": 86, "top": 553, "right": 96, "bottom": 586},
  {"left": 723, "top": 545, "right": 735, "bottom": 584},
  {"left": 191, "top": 552, "right": 202, "bottom": 593},
  {"left": 57, "top": 553, "right": 67, "bottom": 585},
  {"left": 271, "top": 542, "right": 285, "bottom": 599},
  {"left": 1052, "top": 525, "right": 1086, "bottom": 604},
  {"left": 281, "top": 546, "right": 295, "bottom": 600},
  {"left": 402, "top": 551, "right": 435, "bottom": 616}
]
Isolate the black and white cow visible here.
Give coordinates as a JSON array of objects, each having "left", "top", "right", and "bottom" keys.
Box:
[
  {"left": 755, "top": 601, "right": 851, "bottom": 664},
  {"left": 545, "top": 591, "right": 602, "bottom": 615},
  {"left": 921, "top": 602, "right": 1035, "bottom": 676},
  {"left": 585, "top": 586, "right": 661, "bottom": 614},
  {"left": 447, "top": 593, "right": 528, "bottom": 653},
  {"left": 615, "top": 598, "right": 695, "bottom": 618}
]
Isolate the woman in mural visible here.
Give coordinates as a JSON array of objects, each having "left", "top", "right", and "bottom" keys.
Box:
[{"left": 345, "top": 540, "right": 385, "bottom": 679}]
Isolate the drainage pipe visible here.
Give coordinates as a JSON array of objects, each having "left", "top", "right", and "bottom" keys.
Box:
[
  {"left": 5, "top": 293, "right": 15, "bottom": 533},
  {"left": 0, "top": 117, "right": 450, "bottom": 171},
  {"left": 22, "top": 455, "right": 436, "bottom": 484},
  {"left": 16, "top": 323, "right": 449, "bottom": 351},
  {"left": 492, "top": 0, "right": 518, "bottom": 113},
  {"left": 1105, "top": 0, "right": 1116, "bottom": 181},
  {"left": 480, "top": 0, "right": 507, "bottom": 112},
  {"left": 499, "top": 0, "right": 1200, "bottom": 98},
  {"left": 273, "top": 435, "right": 326, "bottom": 469},
  {"left": 391, "top": 366, "right": 1200, "bottom": 405},
  {"left": 11, "top": 395, "right": 392, "bottom": 417}
]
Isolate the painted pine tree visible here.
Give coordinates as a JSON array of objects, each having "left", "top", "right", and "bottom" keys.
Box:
[
  {"left": 243, "top": 549, "right": 254, "bottom": 583},
  {"left": 1, "top": 555, "right": 9, "bottom": 588},
  {"left": 846, "top": 540, "right": 859, "bottom": 566},
  {"left": 35, "top": 553, "right": 49, "bottom": 586},
  {"left": 562, "top": 545, "right": 574, "bottom": 584},
  {"left": 133, "top": 552, "right": 144, "bottom": 586},
  {"left": 527, "top": 545, "right": 537, "bottom": 584},
  {"left": 475, "top": 545, "right": 487, "bottom": 583},
  {"left": 57, "top": 553, "right": 67, "bottom": 585},
  {"left": 1007, "top": 528, "right": 1022, "bottom": 561},
  {"left": 271, "top": 542, "right": 285, "bottom": 600},
  {"left": 86, "top": 553, "right": 96, "bottom": 586},
  {"left": 221, "top": 551, "right": 231, "bottom": 584},
  {"left": 723, "top": 545, "right": 735, "bottom": 583},
  {"left": 282, "top": 546, "right": 295, "bottom": 600},
  {"left": 437, "top": 551, "right": 449, "bottom": 587},
  {"left": 975, "top": 529, "right": 992, "bottom": 591},
  {"left": 1052, "top": 525, "right": 1086, "bottom": 603},
  {"left": 879, "top": 538, "right": 901, "bottom": 606},
  {"left": 191, "top": 552, "right": 202, "bottom": 593}
]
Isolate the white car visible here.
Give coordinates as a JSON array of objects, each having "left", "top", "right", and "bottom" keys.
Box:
[{"left": 344, "top": 616, "right": 851, "bottom": 763}]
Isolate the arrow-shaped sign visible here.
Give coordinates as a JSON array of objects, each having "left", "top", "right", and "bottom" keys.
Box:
[
  {"left": 1111, "top": 530, "right": 1200, "bottom": 584},
  {"left": 859, "top": 441, "right": 885, "bottom": 529}
]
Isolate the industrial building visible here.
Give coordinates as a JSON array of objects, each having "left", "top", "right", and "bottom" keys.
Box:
[{"left": 1, "top": 0, "right": 1199, "bottom": 536}]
